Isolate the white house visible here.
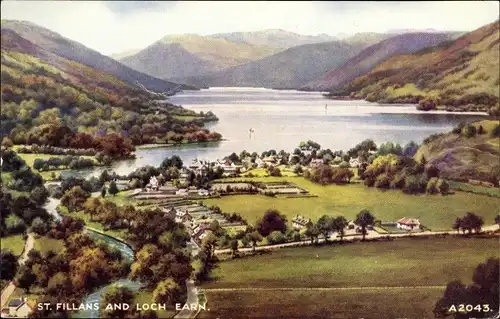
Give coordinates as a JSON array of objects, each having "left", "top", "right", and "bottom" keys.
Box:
[
  {"left": 292, "top": 215, "right": 311, "bottom": 230},
  {"left": 145, "top": 176, "right": 159, "bottom": 192},
  {"left": 5, "top": 297, "right": 33, "bottom": 318},
  {"left": 396, "top": 217, "right": 421, "bottom": 231},
  {"left": 309, "top": 159, "right": 324, "bottom": 168},
  {"left": 349, "top": 157, "right": 361, "bottom": 168}
]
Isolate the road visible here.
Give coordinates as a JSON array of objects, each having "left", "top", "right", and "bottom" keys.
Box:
[
  {"left": 174, "top": 239, "right": 201, "bottom": 319},
  {"left": 213, "top": 224, "right": 500, "bottom": 255},
  {"left": 0, "top": 233, "right": 34, "bottom": 309}
]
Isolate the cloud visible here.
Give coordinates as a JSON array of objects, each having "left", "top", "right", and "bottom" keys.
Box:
[{"left": 1, "top": 1, "right": 498, "bottom": 55}]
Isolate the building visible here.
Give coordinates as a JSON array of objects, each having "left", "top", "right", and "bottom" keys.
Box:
[
  {"left": 292, "top": 215, "right": 311, "bottom": 230},
  {"left": 397, "top": 217, "right": 421, "bottom": 231},
  {"left": 3, "top": 297, "right": 34, "bottom": 318},
  {"left": 198, "top": 189, "right": 210, "bottom": 196},
  {"left": 192, "top": 223, "right": 212, "bottom": 244},
  {"left": 145, "top": 176, "right": 159, "bottom": 192},
  {"left": 309, "top": 159, "right": 324, "bottom": 168},
  {"left": 349, "top": 157, "right": 361, "bottom": 168}
]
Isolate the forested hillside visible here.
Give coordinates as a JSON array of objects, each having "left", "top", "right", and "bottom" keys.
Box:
[{"left": 329, "top": 21, "right": 499, "bottom": 115}]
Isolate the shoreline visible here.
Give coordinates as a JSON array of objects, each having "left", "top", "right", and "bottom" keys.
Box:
[{"left": 136, "top": 139, "right": 226, "bottom": 150}]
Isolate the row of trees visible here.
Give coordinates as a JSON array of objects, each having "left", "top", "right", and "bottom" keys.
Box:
[
  {"left": 304, "top": 165, "right": 354, "bottom": 185},
  {"left": 33, "top": 156, "right": 95, "bottom": 171}
]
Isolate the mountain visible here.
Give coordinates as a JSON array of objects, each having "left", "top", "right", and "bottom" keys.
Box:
[
  {"left": 210, "top": 29, "right": 337, "bottom": 48},
  {"left": 110, "top": 48, "right": 141, "bottom": 60},
  {"left": 327, "top": 21, "right": 499, "bottom": 114},
  {"left": 118, "top": 34, "right": 282, "bottom": 79},
  {"left": 302, "top": 32, "right": 458, "bottom": 91},
  {"left": 176, "top": 41, "right": 366, "bottom": 89},
  {"left": 414, "top": 120, "right": 499, "bottom": 184},
  {"left": 1, "top": 20, "right": 194, "bottom": 93},
  {"left": 1, "top": 28, "right": 221, "bottom": 145},
  {"left": 341, "top": 32, "right": 395, "bottom": 48}
]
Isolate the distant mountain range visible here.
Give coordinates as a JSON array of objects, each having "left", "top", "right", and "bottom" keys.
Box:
[
  {"left": 118, "top": 34, "right": 283, "bottom": 79},
  {"left": 302, "top": 32, "right": 461, "bottom": 91},
  {"left": 175, "top": 41, "right": 367, "bottom": 89},
  {"left": 1, "top": 20, "right": 193, "bottom": 93},
  {"left": 327, "top": 20, "right": 499, "bottom": 114}
]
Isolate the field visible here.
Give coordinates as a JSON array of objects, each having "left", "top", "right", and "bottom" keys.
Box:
[
  {"left": 16, "top": 152, "right": 97, "bottom": 181},
  {"left": 199, "top": 237, "right": 500, "bottom": 318},
  {"left": 0, "top": 234, "right": 25, "bottom": 256},
  {"left": 204, "top": 177, "right": 500, "bottom": 230},
  {"left": 244, "top": 166, "right": 297, "bottom": 177},
  {"left": 34, "top": 236, "right": 65, "bottom": 255},
  {"left": 59, "top": 208, "right": 127, "bottom": 239}
]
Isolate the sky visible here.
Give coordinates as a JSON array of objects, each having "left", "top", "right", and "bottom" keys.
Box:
[{"left": 1, "top": 1, "right": 499, "bottom": 56}]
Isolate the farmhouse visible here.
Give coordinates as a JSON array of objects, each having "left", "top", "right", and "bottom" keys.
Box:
[
  {"left": 349, "top": 157, "right": 361, "bottom": 168},
  {"left": 3, "top": 297, "right": 34, "bottom": 318},
  {"left": 145, "top": 175, "right": 159, "bottom": 192},
  {"left": 292, "top": 215, "right": 311, "bottom": 230},
  {"left": 397, "top": 217, "right": 421, "bottom": 231}
]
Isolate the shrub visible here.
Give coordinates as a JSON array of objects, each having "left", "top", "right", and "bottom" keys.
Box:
[
  {"left": 374, "top": 173, "right": 391, "bottom": 189},
  {"left": 426, "top": 178, "right": 439, "bottom": 194}
]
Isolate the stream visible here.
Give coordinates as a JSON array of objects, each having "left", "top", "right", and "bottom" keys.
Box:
[{"left": 43, "top": 188, "right": 142, "bottom": 318}]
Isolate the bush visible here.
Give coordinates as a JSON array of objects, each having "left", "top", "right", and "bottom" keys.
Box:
[
  {"left": 374, "top": 173, "right": 391, "bottom": 189},
  {"left": 426, "top": 177, "right": 439, "bottom": 194},
  {"left": 463, "top": 124, "right": 477, "bottom": 138},
  {"left": 266, "top": 231, "right": 287, "bottom": 245}
]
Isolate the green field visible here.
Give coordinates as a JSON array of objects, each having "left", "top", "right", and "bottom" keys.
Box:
[
  {"left": 199, "top": 237, "right": 499, "bottom": 318},
  {"left": 204, "top": 177, "right": 500, "bottom": 230},
  {"left": 448, "top": 180, "right": 500, "bottom": 197},
  {"left": 16, "top": 153, "right": 97, "bottom": 181},
  {"left": 0, "top": 234, "right": 25, "bottom": 256},
  {"left": 198, "top": 289, "right": 444, "bottom": 319},
  {"left": 204, "top": 237, "right": 499, "bottom": 289},
  {"left": 34, "top": 236, "right": 65, "bottom": 255}
]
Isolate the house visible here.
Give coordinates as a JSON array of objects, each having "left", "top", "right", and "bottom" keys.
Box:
[
  {"left": 397, "top": 217, "right": 421, "bottom": 231},
  {"left": 145, "top": 176, "right": 159, "bottom": 192},
  {"left": 255, "top": 157, "right": 265, "bottom": 168},
  {"left": 309, "top": 159, "right": 324, "bottom": 168},
  {"left": 176, "top": 188, "right": 188, "bottom": 196},
  {"left": 5, "top": 297, "right": 33, "bottom": 318},
  {"left": 292, "top": 215, "right": 311, "bottom": 230},
  {"left": 192, "top": 223, "right": 212, "bottom": 244},
  {"left": 163, "top": 207, "right": 178, "bottom": 220},
  {"left": 349, "top": 157, "right": 361, "bottom": 168},
  {"left": 198, "top": 189, "right": 210, "bottom": 196}
]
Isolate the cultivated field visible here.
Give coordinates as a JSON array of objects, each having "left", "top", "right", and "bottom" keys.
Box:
[
  {"left": 199, "top": 237, "right": 500, "bottom": 318},
  {"left": 204, "top": 177, "right": 500, "bottom": 230}
]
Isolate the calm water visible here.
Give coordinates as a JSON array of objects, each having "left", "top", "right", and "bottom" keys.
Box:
[{"left": 74, "top": 87, "right": 487, "bottom": 177}]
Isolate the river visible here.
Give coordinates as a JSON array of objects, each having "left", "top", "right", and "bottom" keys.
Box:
[
  {"left": 43, "top": 193, "right": 140, "bottom": 319},
  {"left": 64, "top": 87, "right": 487, "bottom": 178}
]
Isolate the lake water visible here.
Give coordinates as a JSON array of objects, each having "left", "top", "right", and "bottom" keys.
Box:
[{"left": 74, "top": 87, "right": 487, "bottom": 177}]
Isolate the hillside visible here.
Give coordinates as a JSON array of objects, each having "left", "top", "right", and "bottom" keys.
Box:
[
  {"left": 415, "top": 120, "right": 500, "bottom": 184},
  {"left": 329, "top": 21, "right": 499, "bottom": 115},
  {"left": 210, "top": 29, "right": 337, "bottom": 48},
  {"left": 0, "top": 30, "right": 222, "bottom": 147},
  {"left": 119, "top": 34, "right": 282, "bottom": 79},
  {"left": 177, "top": 41, "right": 366, "bottom": 89},
  {"left": 302, "top": 32, "right": 458, "bottom": 91},
  {"left": 1, "top": 20, "right": 194, "bottom": 93}
]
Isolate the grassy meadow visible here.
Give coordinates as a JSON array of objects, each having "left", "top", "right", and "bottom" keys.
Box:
[
  {"left": 199, "top": 237, "right": 500, "bottom": 319},
  {"left": 34, "top": 236, "right": 65, "bottom": 255},
  {"left": 0, "top": 234, "right": 25, "bottom": 256},
  {"left": 204, "top": 177, "right": 500, "bottom": 230}
]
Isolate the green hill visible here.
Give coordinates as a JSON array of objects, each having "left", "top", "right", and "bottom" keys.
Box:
[
  {"left": 330, "top": 20, "right": 499, "bottom": 115},
  {"left": 0, "top": 29, "right": 221, "bottom": 146},
  {"left": 415, "top": 120, "right": 500, "bottom": 184}
]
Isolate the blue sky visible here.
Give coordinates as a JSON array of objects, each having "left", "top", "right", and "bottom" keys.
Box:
[{"left": 2, "top": 1, "right": 498, "bottom": 55}]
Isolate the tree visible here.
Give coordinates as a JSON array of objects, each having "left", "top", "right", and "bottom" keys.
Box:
[
  {"left": 100, "top": 285, "right": 138, "bottom": 319},
  {"left": 83, "top": 197, "right": 101, "bottom": 221},
  {"left": 332, "top": 216, "right": 348, "bottom": 242},
  {"left": 463, "top": 124, "right": 477, "bottom": 138},
  {"left": 1, "top": 136, "right": 13, "bottom": 148},
  {"left": 316, "top": 215, "right": 334, "bottom": 242},
  {"left": 355, "top": 209, "right": 375, "bottom": 241},
  {"left": 0, "top": 249, "right": 18, "bottom": 280},
  {"left": 60, "top": 186, "right": 90, "bottom": 212},
  {"left": 304, "top": 222, "right": 319, "bottom": 244},
  {"left": 266, "top": 231, "right": 287, "bottom": 245},
  {"left": 245, "top": 231, "right": 263, "bottom": 253},
  {"left": 452, "top": 218, "right": 462, "bottom": 234},
  {"left": 256, "top": 210, "right": 287, "bottom": 237},
  {"left": 402, "top": 141, "right": 419, "bottom": 157},
  {"left": 459, "top": 212, "right": 484, "bottom": 234},
  {"left": 30, "top": 186, "right": 49, "bottom": 205},
  {"left": 230, "top": 239, "right": 239, "bottom": 257},
  {"left": 153, "top": 279, "right": 181, "bottom": 305},
  {"left": 434, "top": 258, "right": 498, "bottom": 319},
  {"left": 108, "top": 181, "right": 119, "bottom": 197},
  {"left": 14, "top": 265, "right": 36, "bottom": 293},
  {"left": 101, "top": 186, "right": 107, "bottom": 198},
  {"left": 30, "top": 217, "right": 48, "bottom": 235},
  {"left": 437, "top": 179, "right": 449, "bottom": 195},
  {"left": 47, "top": 272, "right": 71, "bottom": 297}
]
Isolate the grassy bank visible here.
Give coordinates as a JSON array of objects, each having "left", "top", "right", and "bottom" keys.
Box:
[
  {"left": 204, "top": 177, "right": 500, "bottom": 230},
  {"left": 0, "top": 234, "right": 25, "bottom": 256}
]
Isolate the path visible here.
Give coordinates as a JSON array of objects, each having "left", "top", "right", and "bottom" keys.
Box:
[
  {"left": 0, "top": 233, "right": 34, "bottom": 309},
  {"left": 201, "top": 286, "right": 447, "bottom": 292},
  {"left": 214, "top": 224, "right": 500, "bottom": 255},
  {"left": 175, "top": 239, "right": 202, "bottom": 318}
]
